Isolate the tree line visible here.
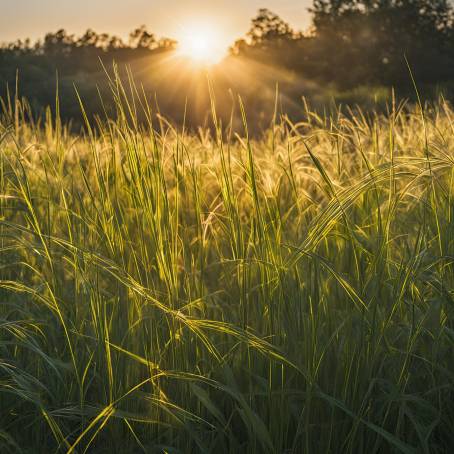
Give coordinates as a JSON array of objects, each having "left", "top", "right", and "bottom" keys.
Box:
[
  {"left": 233, "top": 1, "right": 454, "bottom": 88},
  {"left": 1, "top": 26, "right": 176, "bottom": 75},
  {"left": 1, "top": 0, "right": 454, "bottom": 128}
]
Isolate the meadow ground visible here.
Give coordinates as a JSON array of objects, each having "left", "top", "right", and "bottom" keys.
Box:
[{"left": 1, "top": 80, "right": 454, "bottom": 453}]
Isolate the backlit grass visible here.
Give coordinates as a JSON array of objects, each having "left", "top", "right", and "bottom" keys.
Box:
[{"left": 1, "top": 78, "right": 454, "bottom": 453}]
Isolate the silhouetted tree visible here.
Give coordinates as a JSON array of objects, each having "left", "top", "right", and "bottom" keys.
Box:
[
  {"left": 248, "top": 8, "right": 295, "bottom": 45},
  {"left": 107, "top": 35, "right": 126, "bottom": 50},
  {"left": 231, "top": 8, "right": 301, "bottom": 68},
  {"left": 308, "top": 0, "right": 454, "bottom": 85},
  {"left": 42, "top": 29, "right": 76, "bottom": 57},
  {"left": 3, "top": 5, "right": 454, "bottom": 129},
  {"left": 129, "top": 25, "right": 156, "bottom": 49},
  {"left": 0, "top": 25, "right": 178, "bottom": 124},
  {"left": 232, "top": 3, "right": 454, "bottom": 88}
]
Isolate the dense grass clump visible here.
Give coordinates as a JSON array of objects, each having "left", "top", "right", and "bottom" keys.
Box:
[{"left": 2, "top": 80, "right": 454, "bottom": 453}]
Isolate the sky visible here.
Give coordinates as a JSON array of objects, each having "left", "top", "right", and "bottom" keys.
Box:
[{"left": 0, "top": 0, "right": 313, "bottom": 47}]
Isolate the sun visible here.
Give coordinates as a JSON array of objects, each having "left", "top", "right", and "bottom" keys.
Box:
[{"left": 176, "top": 23, "right": 227, "bottom": 65}]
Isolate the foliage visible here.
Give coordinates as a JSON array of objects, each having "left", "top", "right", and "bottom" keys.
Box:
[
  {"left": 0, "top": 25, "right": 175, "bottom": 75},
  {"left": 1, "top": 73, "right": 454, "bottom": 452},
  {"left": 234, "top": 2, "right": 454, "bottom": 88},
  {"left": 2, "top": 3, "right": 454, "bottom": 127},
  {"left": 232, "top": 8, "right": 298, "bottom": 53}
]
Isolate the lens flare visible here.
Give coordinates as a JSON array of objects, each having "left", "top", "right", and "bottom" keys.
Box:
[{"left": 176, "top": 23, "right": 226, "bottom": 65}]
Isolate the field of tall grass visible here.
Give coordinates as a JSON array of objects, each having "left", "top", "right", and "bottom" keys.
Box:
[{"left": 2, "top": 77, "right": 454, "bottom": 453}]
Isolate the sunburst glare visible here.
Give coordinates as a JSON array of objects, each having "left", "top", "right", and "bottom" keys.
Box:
[{"left": 176, "top": 22, "right": 227, "bottom": 65}]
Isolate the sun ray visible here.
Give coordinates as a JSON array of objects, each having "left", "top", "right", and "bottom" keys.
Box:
[{"left": 175, "top": 22, "right": 227, "bottom": 65}]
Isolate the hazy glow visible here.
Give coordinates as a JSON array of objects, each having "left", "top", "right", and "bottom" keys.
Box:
[
  {"left": 0, "top": 1, "right": 312, "bottom": 46},
  {"left": 176, "top": 22, "right": 227, "bottom": 65}
]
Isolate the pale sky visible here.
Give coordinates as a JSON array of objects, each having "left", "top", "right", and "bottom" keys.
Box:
[{"left": 0, "top": 0, "right": 313, "bottom": 46}]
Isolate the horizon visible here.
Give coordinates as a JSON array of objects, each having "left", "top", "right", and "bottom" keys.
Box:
[
  {"left": 4, "top": 1, "right": 454, "bottom": 453},
  {"left": 0, "top": 0, "right": 312, "bottom": 46}
]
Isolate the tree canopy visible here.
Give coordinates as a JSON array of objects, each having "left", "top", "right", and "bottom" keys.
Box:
[
  {"left": 233, "top": 1, "right": 454, "bottom": 87},
  {"left": 2, "top": 2, "right": 454, "bottom": 129}
]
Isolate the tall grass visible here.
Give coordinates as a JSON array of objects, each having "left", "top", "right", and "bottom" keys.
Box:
[{"left": 1, "top": 75, "right": 454, "bottom": 453}]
